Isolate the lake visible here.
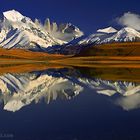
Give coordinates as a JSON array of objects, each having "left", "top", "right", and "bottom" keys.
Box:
[{"left": 0, "top": 67, "right": 140, "bottom": 140}]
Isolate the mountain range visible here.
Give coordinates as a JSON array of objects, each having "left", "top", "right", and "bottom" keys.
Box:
[
  {"left": 0, "top": 10, "right": 83, "bottom": 52},
  {"left": 79, "top": 27, "right": 140, "bottom": 45},
  {"left": 1, "top": 10, "right": 140, "bottom": 54}
]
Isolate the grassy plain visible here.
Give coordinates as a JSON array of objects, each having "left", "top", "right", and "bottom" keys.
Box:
[{"left": 0, "top": 43, "right": 140, "bottom": 82}]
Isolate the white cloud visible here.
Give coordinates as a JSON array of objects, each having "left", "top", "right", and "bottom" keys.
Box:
[{"left": 117, "top": 12, "right": 140, "bottom": 30}]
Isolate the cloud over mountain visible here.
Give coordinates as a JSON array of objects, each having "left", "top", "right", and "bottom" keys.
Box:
[{"left": 117, "top": 12, "right": 140, "bottom": 30}]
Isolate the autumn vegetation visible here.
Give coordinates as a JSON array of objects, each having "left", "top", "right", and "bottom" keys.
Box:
[{"left": 0, "top": 42, "right": 140, "bottom": 76}]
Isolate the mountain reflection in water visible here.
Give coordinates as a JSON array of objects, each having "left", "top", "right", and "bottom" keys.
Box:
[{"left": 0, "top": 67, "right": 140, "bottom": 112}]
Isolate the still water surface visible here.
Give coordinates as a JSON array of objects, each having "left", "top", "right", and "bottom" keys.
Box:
[{"left": 0, "top": 67, "right": 140, "bottom": 140}]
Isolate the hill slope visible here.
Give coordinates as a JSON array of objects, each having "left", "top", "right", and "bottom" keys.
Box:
[{"left": 77, "top": 42, "right": 140, "bottom": 56}]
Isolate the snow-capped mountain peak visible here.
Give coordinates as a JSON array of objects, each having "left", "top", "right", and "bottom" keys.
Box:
[
  {"left": 1, "top": 10, "right": 140, "bottom": 54},
  {"left": 79, "top": 26, "right": 140, "bottom": 46},
  {"left": 1, "top": 10, "right": 66, "bottom": 49},
  {"left": 0, "top": 10, "right": 83, "bottom": 52},
  {"left": 107, "top": 27, "right": 140, "bottom": 42},
  {"left": 116, "top": 27, "right": 140, "bottom": 38},
  {"left": 3, "top": 10, "right": 24, "bottom": 22},
  {"left": 97, "top": 27, "right": 117, "bottom": 34}
]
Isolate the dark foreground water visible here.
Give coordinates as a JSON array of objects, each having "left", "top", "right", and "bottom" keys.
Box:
[{"left": 0, "top": 67, "right": 140, "bottom": 140}]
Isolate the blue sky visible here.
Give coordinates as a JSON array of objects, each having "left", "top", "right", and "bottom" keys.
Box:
[{"left": 1, "top": 0, "right": 140, "bottom": 34}]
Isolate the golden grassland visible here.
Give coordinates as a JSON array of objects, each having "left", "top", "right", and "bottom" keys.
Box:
[
  {"left": 51, "top": 42, "right": 140, "bottom": 68},
  {"left": 0, "top": 48, "right": 69, "bottom": 60},
  {"left": 77, "top": 42, "right": 140, "bottom": 56},
  {"left": 1, "top": 42, "right": 140, "bottom": 63},
  {"left": 51, "top": 55, "right": 140, "bottom": 68},
  {"left": 0, "top": 48, "right": 72, "bottom": 75},
  {"left": 0, "top": 43, "right": 139, "bottom": 83}
]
